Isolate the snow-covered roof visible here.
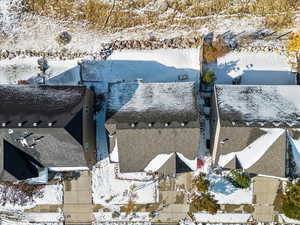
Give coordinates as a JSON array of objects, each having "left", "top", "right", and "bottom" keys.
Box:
[
  {"left": 215, "top": 85, "right": 300, "bottom": 127},
  {"left": 107, "top": 81, "right": 198, "bottom": 124}
]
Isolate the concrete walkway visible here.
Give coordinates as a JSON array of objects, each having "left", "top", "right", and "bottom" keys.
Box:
[
  {"left": 63, "top": 171, "right": 94, "bottom": 224},
  {"left": 252, "top": 176, "right": 280, "bottom": 222}
]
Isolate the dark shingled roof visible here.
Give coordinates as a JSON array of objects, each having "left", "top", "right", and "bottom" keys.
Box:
[
  {"left": 116, "top": 127, "right": 199, "bottom": 174},
  {"left": 0, "top": 85, "right": 86, "bottom": 128},
  {"left": 106, "top": 81, "right": 198, "bottom": 124},
  {"left": 215, "top": 85, "right": 300, "bottom": 128},
  {"left": 0, "top": 85, "right": 93, "bottom": 181}
]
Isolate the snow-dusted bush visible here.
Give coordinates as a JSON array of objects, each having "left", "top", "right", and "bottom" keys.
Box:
[
  {"left": 192, "top": 173, "right": 210, "bottom": 193},
  {"left": 190, "top": 193, "right": 220, "bottom": 214},
  {"left": 201, "top": 69, "right": 215, "bottom": 84},
  {"left": 56, "top": 31, "right": 72, "bottom": 45},
  {"left": 227, "top": 170, "right": 251, "bottom": 189},
  {"left": 281, "top": 180, "right": 300, "bottom": 220}
]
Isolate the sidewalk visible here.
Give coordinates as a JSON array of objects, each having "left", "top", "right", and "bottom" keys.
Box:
[{"left": 63, "top": 171, "right": 95, "bottom": 224}]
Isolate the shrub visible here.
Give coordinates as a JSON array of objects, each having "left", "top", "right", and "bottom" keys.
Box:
[
  {"left": 288, "top": 29, "right": 300, "bottom": 55},
  {"left": 112, "top": 211, "right": 120, "bottom": 218},
  {"left": 201, "top": 69, "right": 216, "bottom": 84},
  {"left": 285, "top": 180, "right": 300, "bottom": 207},
  {"left": 243, "top": 204, "right": 255, "bottom": 213},
  {"left": 175, "top": 192, "right": 185, "bottom": 204},
  {"left": 282, "top": 201, "right": 300, "bottom": 220},
  {"left": 273, "top": 187, "right": 285, "bottom": 212},
  {"left": 190, "top": 193, "right": 220, "bottom": 214},
  {"left": 273, "top": 180, "right": 300, "bottom": 220},
  {"left": 192, "top": 173, "right": 210, "bottom": 192},
  {"left": 228, "top": 170, "right": 251, "bottom": 189},
  {"left": 124, "top": 200, "right": 135, "bottom": 216},
  {"left": 56, "top": 31, "right": 72, "bottom": 45},
  {"left": 264, "top": 12, "right": 294, "bottom": 30}
]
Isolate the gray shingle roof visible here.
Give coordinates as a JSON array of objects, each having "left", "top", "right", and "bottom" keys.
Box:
[
  {"left": 0, "top": 85, "right": 94, "bottom": 181},
  {"left": 215, "top": 85, "right": 300, "bottom": 128},
  {"left": 0, "top": 85, "right": 86, "bottom": 128},
  {"left": 106, "top": 81, "right": 199, "bottom": 124}
]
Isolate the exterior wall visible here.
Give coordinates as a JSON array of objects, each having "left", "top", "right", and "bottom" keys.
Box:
[
  {"left": 210, "top": 88, "right": 220, "bottom": 162},
  {"left": 246, "top": 132, "right": 286, "bottom": 177},
  {"left": 157, "top": 154, "right": 176, "bottom": 177},
  {"left": 117, "top": 127, "right": 199, "bottom": 173},
  {"left": 213, "top": 126, "right": 267, "bottom": 166},
  {"left": 83, "top": 88, "right": 96, "bottom": 168}
]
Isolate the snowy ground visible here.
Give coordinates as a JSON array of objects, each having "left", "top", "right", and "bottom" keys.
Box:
[
  {"left": 33, "top": 184, "right": 63, "bottom": 205},
  {"left": 0, "top": 212, "right": 64, "bottom": 225},
  {"left": 94, "top": 212, "right": 151, "bottom": 222},
  {"left": 0, "top": 183, "right": 63, "bottom": 213},
  {"left": 206, "top": 51, "right": 296, "bottom": 85},
  {"left": 92, "top": 159, "right": 158, "bottom": 206},
  {"left": 193, "top": 213, "right": 253, "bottom": 223},
  {"left": 207, "top": 171, "right": 253, "bottom": 205},
  {"left": 82, "top": 48, "right": 200, "bottom": 84},
  {"left": 0, "top": 56, "right": 79, "bottom": 84},
  {"left": 93, "top": 222, "right": 151, "bottom": 225},
  {"left": 278, "top": 214, "right": 300, "bottom": 224},
  {"left": 0, "top": 0, "right": 299, "bottom": 53}
]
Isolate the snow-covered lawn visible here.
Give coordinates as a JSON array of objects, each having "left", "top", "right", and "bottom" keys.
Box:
[
  {"left": 208, "top": 172, "right": 253, "bottom": 204},
  {"left": 93, "top": 222, "right": 151, "bottom": 225},
  {"left": 0, "top": 56, "right": 79, "bottom": 84},
  {"left": 193, "top": 213, "right": 253, "bottom": 223},
  {"left": 33, "top": 184, "right": 63, "bottom": 205},
  {"left": 279, "top": 214, "right": 300, "bottom": 224},
  {"left": 94, "top": 212, "right": 151, "bottom": 222},
  {"left": 19, "top": 212, "right": 63, "bottom": 223},
  {"left": 0, "top": 183, "right": 63, "bottom": 213},
  {"left": 1, "top": 212, "right": 64, "bottom": 225},
  {"left": 92, "top": 159, "right": 158, "bottom": 205},
  {"left": 82, "top": 49, "right": 200, "bottom": 83},
  {"left": 207, "top": 51, "right": 295, "bottom": 85}
]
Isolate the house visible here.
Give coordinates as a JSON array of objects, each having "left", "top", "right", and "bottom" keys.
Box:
[
  {"left": 105, "top": 81, "right": 200, "bottom": 176},
  {"left": 210, "top": 85, "right": 300, "bottom": 178},
  {"left": 0, "top": 85, "right": 96, "bottom": 181}
]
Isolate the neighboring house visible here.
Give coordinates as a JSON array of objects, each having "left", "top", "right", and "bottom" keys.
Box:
[
  {"left": 0, "top": 85, "right": 96, "bottom": 181},
  {"left": 105, "top": 81, "right": 200, "bottom": 176},
  {"left": 211, "top": 85, "right": 300, "bottom": 178}
]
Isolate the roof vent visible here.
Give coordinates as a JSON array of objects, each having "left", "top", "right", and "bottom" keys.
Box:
[
  {"left": 164, "top": 122, "right": 169, "bottom": 127},
  {"left": 18, "top": 122, "right": 23, "bottom": 127},
  {"left": 130, "top": 123, "right": 136, "bottom": 128},
  {"left": 33, "top": 120, "right": 41, "bottom": 127},
  {"left": 48, "top": 121, "right": 56, "bottom": 127},
  {"left": 148, "top": 122, "right": 153, "bottom": 127},
  {"left": 2, "top": 122, "right": 6, "bottom": 127},
  {"left": 181, "top": 122, "right": 186, "bottom": 127}
]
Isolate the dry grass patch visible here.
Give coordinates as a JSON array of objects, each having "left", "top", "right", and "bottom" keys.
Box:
[
  {"left": 203, "top": 36, "right": 230, "bottom": 63},
  {"left": 243, "top": 204, "right": 255, "bottom": 213},
  {"left": 224, "top": 204, "right": 240, "bottom": 213},
  {"left": 264, "top": 12, "right": 294, "bottom": 30},
  {"left": 22, "top": 0, "right": 300, "bottom": 32}
]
